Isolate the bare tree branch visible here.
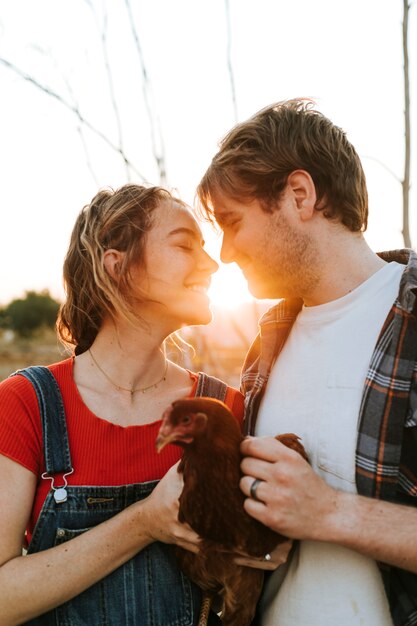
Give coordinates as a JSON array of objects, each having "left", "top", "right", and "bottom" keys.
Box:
[
  {"left": 76, "top": 125, "right": 100, "bottom": 186},
  {"left": 28, "top": 42, "right": 101, "bottom": 186},
  {"left": 124, "top": 0, "right": 167, "bottom": 185},
  {"left": 361, "top": 154, "right": 402, "bottom": 184},
  {"left": 225, "top": 0, "right": 238, "bottom": 123},
  {"left": 63, "top": 73, "right": 100, "bottom": 186},
  {"left": 402, "top": 0, "right": 412, "bottom": 248},
  {"left": 85, "top": 0, "right": 131, "bottom": 181},
  {"left": 0, "top": 56, "right": 146, "bottom": 181}
]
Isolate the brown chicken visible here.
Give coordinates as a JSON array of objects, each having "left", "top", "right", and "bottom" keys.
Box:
[{"left": 156, "top": 397, "right": 308, "bottom": 626}]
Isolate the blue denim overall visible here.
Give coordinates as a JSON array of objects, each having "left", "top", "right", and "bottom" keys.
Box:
[{"left": 13, "top": 366, "right": 226, "bottom": 626}]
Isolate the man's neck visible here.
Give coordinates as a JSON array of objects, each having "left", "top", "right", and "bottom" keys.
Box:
[{"left": 302, "top": 234, "right": 386, "bottom": 307}]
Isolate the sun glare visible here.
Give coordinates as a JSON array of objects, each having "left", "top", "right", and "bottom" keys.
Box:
[{"left": 208, "top": 263, "right": 254, "bottom": 309}]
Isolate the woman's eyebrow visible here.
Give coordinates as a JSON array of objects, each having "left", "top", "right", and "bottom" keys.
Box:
[{"left": 167, "top": 227, "right": 204, "bottom": 245}]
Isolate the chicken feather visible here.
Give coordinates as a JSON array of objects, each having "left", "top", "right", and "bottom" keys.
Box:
[{"left": 156, "top": 397, "right": 308, "bottom": 626}]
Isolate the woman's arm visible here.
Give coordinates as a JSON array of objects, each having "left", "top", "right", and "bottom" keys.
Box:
[
  {"left": 0, "top": 457, "right": 198, "bottom": 626},
  {"left": 240, "top": 436, "right": 417, "bottom": 574}
]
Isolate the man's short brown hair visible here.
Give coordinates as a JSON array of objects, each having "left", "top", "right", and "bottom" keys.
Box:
[{"left": 197, "top": 99, "right": 368, "bottom": 232}]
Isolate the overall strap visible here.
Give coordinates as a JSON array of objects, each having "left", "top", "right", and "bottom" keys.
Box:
[
  {"left": 195, "top": 372, "right": 228, "bottom": 402},
  {"left": 11, "top": 366, "right": 72, "bottom": 475}
]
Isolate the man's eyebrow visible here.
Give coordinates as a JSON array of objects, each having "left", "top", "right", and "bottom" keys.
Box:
[{"left": 214, "top": 211, "right": 236, "bottom": 225}]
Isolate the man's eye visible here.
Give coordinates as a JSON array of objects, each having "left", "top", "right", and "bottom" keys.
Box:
[{"left": 225, "top": 219, "right": 240, "bottom": 230}]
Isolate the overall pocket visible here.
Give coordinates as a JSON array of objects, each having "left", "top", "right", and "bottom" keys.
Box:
[{"left": 53, "top": 527, "right": 200, "bottom": 626}]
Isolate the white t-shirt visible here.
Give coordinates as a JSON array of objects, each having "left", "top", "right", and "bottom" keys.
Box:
[{"left": 256, "top": 261, "right": 404, "bottom": 626}]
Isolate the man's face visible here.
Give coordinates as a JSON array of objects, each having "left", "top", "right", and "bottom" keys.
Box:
[{"left": 213, "top": 189, "right": 319, "bottom": 300}]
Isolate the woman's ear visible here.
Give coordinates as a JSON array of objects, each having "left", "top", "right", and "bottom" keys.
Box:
[
  {"left": 287, "top": 170, "right": 317, "bottom": 222},
  {"left": 103, "top": 249, "right": 125, "bottom": 280}
]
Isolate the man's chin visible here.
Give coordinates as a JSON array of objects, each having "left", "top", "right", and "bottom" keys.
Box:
[
  {"left": 247, "top": 281, "right": 273, "bottom": 300},
  {"left": 247, "top": 278, "right": 287, "bottom": 300}
]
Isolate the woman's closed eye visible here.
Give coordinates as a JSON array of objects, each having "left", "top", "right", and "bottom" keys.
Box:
[{"left": 178, "top": 242, "right": 194, "bottom": 251}]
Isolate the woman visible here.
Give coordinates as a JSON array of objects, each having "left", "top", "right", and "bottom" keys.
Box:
[{"left": 0, "top": 184, "right": 285, "bottom": 625}]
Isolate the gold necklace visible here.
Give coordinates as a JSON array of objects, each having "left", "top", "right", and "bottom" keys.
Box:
[{"left": 88, "top": 348, "right": 168, "bottom": 397}]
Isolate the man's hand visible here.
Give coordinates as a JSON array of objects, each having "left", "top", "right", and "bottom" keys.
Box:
[
  {"left": 240, "top": 436, "right": 339, "bottom": 541},
  {"left": 239, "top": 435, "right": 417, "bottom": 574}
]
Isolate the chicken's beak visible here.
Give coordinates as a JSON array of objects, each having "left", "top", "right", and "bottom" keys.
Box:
[
  {"left": 156, "top": 408, "right": 176, "bottom": 453},
  {"left": 155, "top": 431, "right": 176, "bottom": 453}
]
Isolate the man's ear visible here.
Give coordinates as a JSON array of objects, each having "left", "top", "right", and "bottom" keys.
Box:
[
  {"left": 103, "top": 249, "right": 125, "bottom": 280},
  {"left": 287, "top": 170, "right": 317, "bottom": 222}
]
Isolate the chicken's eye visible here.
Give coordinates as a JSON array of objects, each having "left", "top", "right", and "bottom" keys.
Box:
[{"left": 182, "top": 415, "right": 192, "bottom": 425}]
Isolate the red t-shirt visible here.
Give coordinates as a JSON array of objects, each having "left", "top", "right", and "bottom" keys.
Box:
[{"left": 0, "top": 358, "right": 244, "bottom": 543}]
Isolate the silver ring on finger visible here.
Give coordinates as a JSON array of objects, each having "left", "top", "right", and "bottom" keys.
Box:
[{"left": 250, "top": 478, "right": 264, "bottom": 502}]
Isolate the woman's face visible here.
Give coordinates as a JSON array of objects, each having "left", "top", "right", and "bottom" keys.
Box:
[{"left": 130, "top": 200, "right": 219, "bottom": 330}]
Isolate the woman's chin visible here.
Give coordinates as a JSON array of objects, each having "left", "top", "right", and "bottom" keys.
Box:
[{"left": 183, "top": 308, "right": 213, "bottom": 327}]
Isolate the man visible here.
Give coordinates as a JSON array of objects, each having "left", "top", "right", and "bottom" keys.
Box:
[{"left": 197, "top": 99, "right": 417, "bottom": 626}]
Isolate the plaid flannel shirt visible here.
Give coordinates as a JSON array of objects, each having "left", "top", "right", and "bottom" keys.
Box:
[{"left": 241, "top": 249, "right": 417, "bottom": 626}]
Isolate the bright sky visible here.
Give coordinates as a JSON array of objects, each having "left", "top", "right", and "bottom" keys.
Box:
[{"left": 0, "top": 0, "right": 415, "bottom": 308}]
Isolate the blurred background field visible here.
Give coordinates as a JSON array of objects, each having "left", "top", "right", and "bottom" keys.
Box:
[
  {"left": 0, "top": 328, "right": 65, "bottom": 382},
  {"left": 0, "top": 298, "right": 270, "bottom": 388}
]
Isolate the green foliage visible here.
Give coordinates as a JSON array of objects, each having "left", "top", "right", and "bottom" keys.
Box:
[
  {"left": 0, "top": 308, "right": 8, "bottom": 330},
  {"left": 1, "top": 290, "right": 61, "bottom": 337}
]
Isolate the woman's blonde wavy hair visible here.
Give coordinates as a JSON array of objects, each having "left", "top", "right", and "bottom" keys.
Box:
[{"left": 57, "top": 183, "right": 183, "bottom": 355}]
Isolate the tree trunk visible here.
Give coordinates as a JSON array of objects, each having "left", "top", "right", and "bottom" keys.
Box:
[{"left": 402, "top": 0, "right": 412, "bottom": 248}]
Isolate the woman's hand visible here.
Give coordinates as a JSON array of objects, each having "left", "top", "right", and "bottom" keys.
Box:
[
  {"left": 141, "top": 462, "right": 201, "bottom": 553},
  {"left": 233, "top": 540, "right": 293, "bottom": 571}
]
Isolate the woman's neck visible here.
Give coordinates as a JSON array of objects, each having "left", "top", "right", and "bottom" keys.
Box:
[{"left": 86, "top": 317, "right": 168, "bottom": 392}]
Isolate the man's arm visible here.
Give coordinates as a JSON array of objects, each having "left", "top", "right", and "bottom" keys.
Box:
[{"left": 240, "top": 436, "right": 417, "bottom": 573}]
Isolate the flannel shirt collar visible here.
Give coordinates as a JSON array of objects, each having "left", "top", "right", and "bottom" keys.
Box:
[
  {"left": 377, "top": 249, "right": 417, "bottom": 313},
  {"left": 256, "top": 248, "right": 417, "bottom": 333}
]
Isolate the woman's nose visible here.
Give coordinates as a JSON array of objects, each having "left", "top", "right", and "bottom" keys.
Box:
[{"left": 201, "top": 249, "right": 219, "bottom": 274}]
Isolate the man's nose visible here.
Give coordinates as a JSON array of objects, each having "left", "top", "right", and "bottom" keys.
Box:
[{"left": 220, "top": 234, "right": 235, "bottom": 264}]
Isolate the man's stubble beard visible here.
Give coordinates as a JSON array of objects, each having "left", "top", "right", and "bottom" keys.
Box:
[{"left": 253, "top": 211, "right": 321, "bottom": 300}]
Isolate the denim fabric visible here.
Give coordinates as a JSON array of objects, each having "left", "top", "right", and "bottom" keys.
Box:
[
  {"left": 14, "top": 367, "right": 207, "bottom": 626},
  {"left": 25, "top": 482, "right": 202, "bottom": 626},
  {"left": 11, "top": 365, "right": 72, "bottom": 475}
]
